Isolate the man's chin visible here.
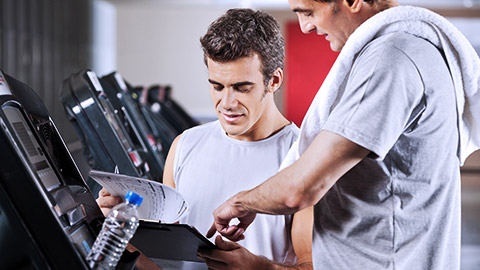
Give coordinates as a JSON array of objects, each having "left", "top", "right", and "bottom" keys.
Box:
[
  {"left": 220, "top": 123, "right": 245, "bottom": 137},
  {"left": 330, "top": 42, "right": 343, "bottom": 52},
  {"left": 219, "top": 120, "right": 234, "bottom": 131}
]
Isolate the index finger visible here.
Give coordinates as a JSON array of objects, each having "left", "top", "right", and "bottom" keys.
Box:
[
  {"left": 206, "top": 223, "right": 218, "bottom": 238},
  {"left": 207, "top": 224, "right": 245, "bottom": 242}
]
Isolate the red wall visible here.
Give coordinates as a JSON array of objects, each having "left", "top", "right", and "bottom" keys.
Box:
[{"left": 285, "top": 21, "right": 339, "bottom": 127}]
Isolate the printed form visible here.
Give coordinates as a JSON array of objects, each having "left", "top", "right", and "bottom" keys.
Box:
[{"left": 89, "top": 170, "right": 189, "bottom": 223}]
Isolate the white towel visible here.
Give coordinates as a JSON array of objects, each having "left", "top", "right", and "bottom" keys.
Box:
[{"left": 280, "top": 5, "right": 480, "bottom": 170}]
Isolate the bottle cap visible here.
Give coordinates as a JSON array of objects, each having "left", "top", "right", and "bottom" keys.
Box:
[{"left": 125, "top": 191, "right": 143, "bottom": 206}]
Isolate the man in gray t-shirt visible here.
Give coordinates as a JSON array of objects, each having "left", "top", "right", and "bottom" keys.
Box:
[
  {"left": 313, "top": 31, "right": 460, "bottom": 269},
  {"left": 205, "top": 1, "right": 478, "bottom": 269}
]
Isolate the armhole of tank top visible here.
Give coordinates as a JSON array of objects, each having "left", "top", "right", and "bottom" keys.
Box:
[
  {"left": 284, "top": 214, "right": 297, "bottom": 264},
  {"left": 172, "top": 132, "right": 187, "bottom": 187}
]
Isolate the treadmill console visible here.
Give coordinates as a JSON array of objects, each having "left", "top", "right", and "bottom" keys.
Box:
[{"left": 0, "top": 70, "right": 104, "bottom": 269}]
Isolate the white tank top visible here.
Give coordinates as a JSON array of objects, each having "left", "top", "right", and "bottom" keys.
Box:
[{"left": 174, "top": 120, "right": 299, "bottom": 269}]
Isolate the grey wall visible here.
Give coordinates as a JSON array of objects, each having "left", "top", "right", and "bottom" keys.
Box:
[
  {"left": 115, "top": 3, "right": 229, "bottom": 122},
  {"left": 0, "top": 0, "right": 94, "bottom": 144}
]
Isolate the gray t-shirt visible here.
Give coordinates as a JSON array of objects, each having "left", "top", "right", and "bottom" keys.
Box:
[{"left": 315, "top": 32, "right": 461, "bottom": 269}]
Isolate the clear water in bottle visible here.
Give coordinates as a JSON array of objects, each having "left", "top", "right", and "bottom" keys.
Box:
[{"left": 87, "top": 191, "right": 143, "bottom": 270}]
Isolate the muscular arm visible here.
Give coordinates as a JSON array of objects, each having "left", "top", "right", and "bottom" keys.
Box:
[
  {"left": 245, "top": 130, "right": 369, "bottom": 213},
  {"left": 209, "top": 130, "right": 370, "bottom": 237}
]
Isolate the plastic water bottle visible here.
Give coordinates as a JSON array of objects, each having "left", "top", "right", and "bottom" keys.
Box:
[{"left": 87, "top": 191, "right": 143, "bottom": 270}]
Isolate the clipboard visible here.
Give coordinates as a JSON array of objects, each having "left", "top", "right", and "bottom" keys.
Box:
[{"left": 130, "top": 220, "right": 216, "bottom": 262}]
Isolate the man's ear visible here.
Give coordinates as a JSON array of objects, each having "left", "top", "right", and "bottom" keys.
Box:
[
  {"left": 343, "top": 0, "right": 363, "bottom": 13},
  {"left": 268, "top": 67, "right": 284, "bottom": 93}
]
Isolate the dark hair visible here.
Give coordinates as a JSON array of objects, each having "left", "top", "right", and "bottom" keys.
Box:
[{"left": 200, "top": 8, "right": 284, "bottom": 87}]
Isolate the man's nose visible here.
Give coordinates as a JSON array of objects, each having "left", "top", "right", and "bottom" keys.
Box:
[
  {"left": 300, "top": 20, "right": 315, "bottom": 34},
  {"left": 220, "top": 88, "right": 237, "bottom": 108}
]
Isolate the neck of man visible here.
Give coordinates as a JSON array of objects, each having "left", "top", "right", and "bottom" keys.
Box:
[
  {"left": 262, "top": 101, "right": 291, "bottom": 139},
  {"left": 359, "top": 0, "right": 400, "bottom": 22},
  {"left": 234, "top": 97, "right": 290, "bottom": 142}
]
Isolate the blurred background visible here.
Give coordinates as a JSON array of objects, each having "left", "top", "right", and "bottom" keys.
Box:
[{"left": 0, "top": 0, "right": 479, "bottom": 268}]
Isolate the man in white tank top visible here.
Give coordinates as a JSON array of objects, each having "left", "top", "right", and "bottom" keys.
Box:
[
  {"left": 163, "top": 9, "right": 313, "bottom": 270},
  {"left": 98, "top": 8, "right": 313, "bottom": 270}
]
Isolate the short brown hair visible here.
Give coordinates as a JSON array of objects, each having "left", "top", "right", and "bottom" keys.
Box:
[{"left": 200, "top": 8, "right": 284, "bottom": 87}]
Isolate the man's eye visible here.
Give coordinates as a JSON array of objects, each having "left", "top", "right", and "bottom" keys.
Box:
[
  {"left": 213, "top": 85, "right": 223, "bottom": 91},
  {"left": 235, "top": 87, "right": 250, "bottom": 93}
]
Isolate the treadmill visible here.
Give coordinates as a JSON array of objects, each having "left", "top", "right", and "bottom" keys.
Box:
[
  {"left": 0, "top": 70, "right": 138, "bottom": 269},
  {"left": 127, "top": 84, "right": 178, "bottom": 155},
  {"left": 162, "top": 85, "right": 198, "bottom": 130},
  {"left": 144, "top": 85, "right": 197, "bottom": 135},
  {"left": 99, "top": 72, "right": 168, "bottom": 166},
  {"left": 60, "top": 70, "right": 162, "bottom": 194}
]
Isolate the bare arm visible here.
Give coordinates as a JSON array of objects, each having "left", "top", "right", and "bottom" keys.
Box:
[
  {"left": 272, "top": 206, "right": 314, "bottom": 270},
  {"left": 208, "top": 130, "right": 370, "bottom": 238},
  {"left": 245, "top": 130, "right": 370, "bottom": 213},
  {"left": 268, "top": 207, "right": 314, "bottom": 269},
  {"left": 163, "top": 134, "right": 182, "bottom": 189}
]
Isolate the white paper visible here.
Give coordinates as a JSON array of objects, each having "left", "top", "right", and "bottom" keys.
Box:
[{"left": 89, "top": 170, "right": 189, "bottom": 223}]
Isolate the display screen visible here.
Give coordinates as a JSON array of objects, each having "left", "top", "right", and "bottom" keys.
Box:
[
  {"left": 2, "top": 106, "right": 61, "bottom": 191},
  {"left": 34, "top": 160, "right": 49, "bottom": 171}
]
